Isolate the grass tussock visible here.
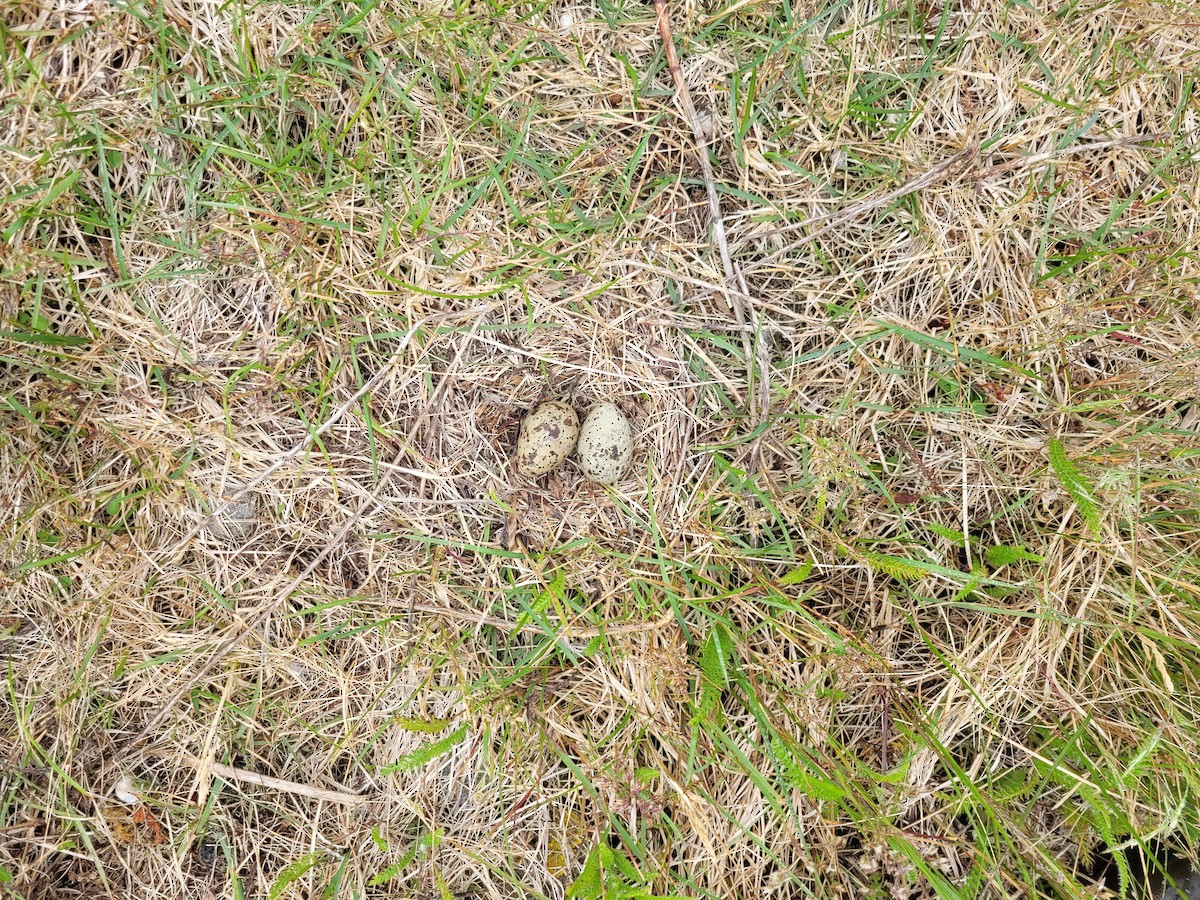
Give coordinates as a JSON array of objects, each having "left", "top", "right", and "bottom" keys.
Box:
[{"left": 2, "top": 0, "right": 1200, "bottom": 897}]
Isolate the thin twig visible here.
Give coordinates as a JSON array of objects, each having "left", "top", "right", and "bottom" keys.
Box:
[
  {"left": 652, "top": 0, "right": 758, "bottom": 389},
  {"left": 895, "top": 433, "right": 945, "bottom": 497},
  {"left": 189, "top": 757, "right": 367, "bottom": 805},
  {"left": 744, "top": 133, "right": 1162, "bottom": 269},
  {"left": 744, "top": 146, "right": 979, "bottom": 272},
  {"left": 973, "top": 133, "right": 1164, "bottom": 183}
]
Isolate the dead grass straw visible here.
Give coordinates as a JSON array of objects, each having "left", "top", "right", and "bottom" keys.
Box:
[{"left": 2, "top": 0, "right": 1200, "bottom": 898}]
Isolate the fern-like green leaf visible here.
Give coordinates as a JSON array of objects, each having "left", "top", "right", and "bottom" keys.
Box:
[
  {"left": 434, "top": 869, "right": 456, "bottom": 900},
  {"left": 769, "top": 738, "right": 845, "bottom": 802},
  {"left": 778, "top": 559, "right": 814, "bottom": 586},
  {"left": 269, "top": 852, "right": 324, "bottom": 900},
  {"left": 1048, "top": 438, "right": 1100, "bottom": 537},
  {"left": 950, "top": 572, "right": 984, "bottom": 602},
  {"left": 393, "top": 715, "right": 454, "bottom": 734},
  {"left": 696, "top": 626, "right": 736, "bottom": 727},
  {"left": 697, "top": 681, "right": 723, "bottom": 726},
  {"left": 926, "top": 522, "right": 966, "bottom": 545},
  {"left": 382, "top": 723, "right": 468, "bottom": 774},
  {"left": 369, "top": 831, "right": 441, "bottom": 887},
  {"left": 862, "top": 551, "right": 928, "bottom": 581},
  {"left": 984, "top": 544, "right": 1044, "bottom": 567},
  {"left": 698, "top": 624, "right": 735, "bottom": 690},
  {"left": 568, "top": 845, "right": 603, "bottom": 900}
]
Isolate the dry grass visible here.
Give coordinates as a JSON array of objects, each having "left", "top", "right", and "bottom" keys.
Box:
[{"left": 2, "top": 0, "right": 1200, "bottom": 897}]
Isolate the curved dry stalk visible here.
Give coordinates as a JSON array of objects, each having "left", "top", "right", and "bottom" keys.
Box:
[{"left": 652, "top": 0, "right": 760, "bottom": 410}]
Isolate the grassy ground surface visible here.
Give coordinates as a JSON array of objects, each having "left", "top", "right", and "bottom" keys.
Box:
[{"left": 3, "top": 0, "right": 1200, "bottom": 897}]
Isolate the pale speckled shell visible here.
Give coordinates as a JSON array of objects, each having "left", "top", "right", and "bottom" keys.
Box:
[
  {"left": 515, "top": 401, "right": 579, "bottom": 475},
  {"left": 576, "top": 402, "right": 633, "bottom": 483}
]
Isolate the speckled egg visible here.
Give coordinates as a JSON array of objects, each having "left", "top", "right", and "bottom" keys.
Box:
[
  {"left": 515, "top": 401, "right": 579, "bottom": 476},
  {"left": 576, "top": 402, "right": 633, "bottom": 483}
]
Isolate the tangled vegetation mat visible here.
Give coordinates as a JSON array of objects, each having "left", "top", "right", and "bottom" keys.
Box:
[{"left": 2, "top": 0, "right": 1200, "bottom": 897}]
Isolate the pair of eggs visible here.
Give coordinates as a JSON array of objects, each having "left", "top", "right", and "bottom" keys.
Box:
[{"left": 516, "top": 400, "right": 632, "bottom": 483}]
